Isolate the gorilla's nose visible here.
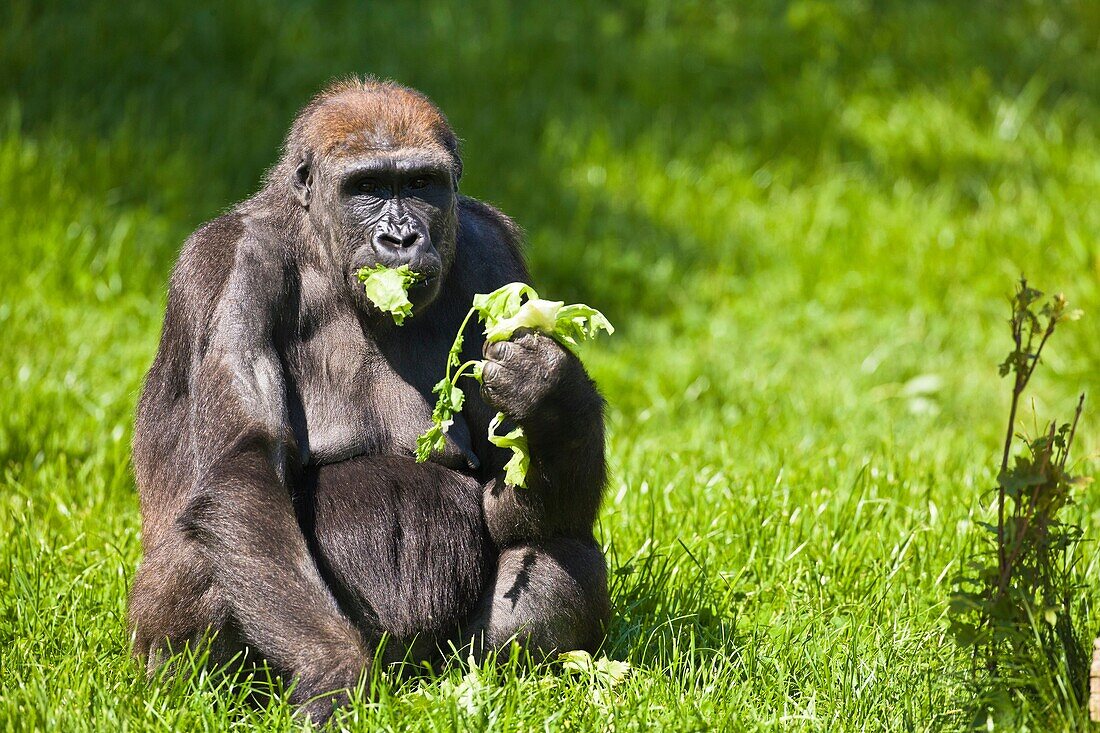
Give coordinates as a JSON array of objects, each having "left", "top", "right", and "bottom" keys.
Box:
[{"left": 373, "top": 219, "right": 420, "bottom": 250}]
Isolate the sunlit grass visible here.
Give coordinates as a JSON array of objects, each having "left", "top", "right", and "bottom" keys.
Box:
[{"left": 1, "top": 1, "right": 1098, "bottom": 730}]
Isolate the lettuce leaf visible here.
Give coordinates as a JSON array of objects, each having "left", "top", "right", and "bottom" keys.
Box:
[
  {"left": 357, "top": 264, "right": 421, "bottom": 325},
  {"left": 487, "top": 412, "right": 531, "bottom": 488}
]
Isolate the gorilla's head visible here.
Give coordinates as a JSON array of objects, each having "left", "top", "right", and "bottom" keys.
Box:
[{"left": 284, "top": 78, "right": 463, "bottom": 314}]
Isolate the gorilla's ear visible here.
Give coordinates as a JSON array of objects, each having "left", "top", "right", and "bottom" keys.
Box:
[
  {"left": 292, "top": 152, "right": 313, "bottom": 208},
  {"left": 441, "top": 132, "right": 462, "bottom": 190}
]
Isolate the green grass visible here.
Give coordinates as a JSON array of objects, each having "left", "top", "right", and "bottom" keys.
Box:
[{"left": 2, "top": 1, "right": 1099, "bottom": 730}]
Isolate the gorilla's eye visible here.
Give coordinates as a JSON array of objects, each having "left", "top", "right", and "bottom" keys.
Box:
[
  {"left": 356, "top": 178, "right": 381, "bottom": 194},
  {"left": 407, "top": 176, "right": 431, "bottom": 191}
]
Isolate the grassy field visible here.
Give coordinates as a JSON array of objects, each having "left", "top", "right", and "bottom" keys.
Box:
[{"left": 2, "top": 1, "right": 1099, "bottom": 730}]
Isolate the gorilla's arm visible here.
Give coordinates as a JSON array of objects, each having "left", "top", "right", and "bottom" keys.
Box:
[
  {"left": 178, "top": 236, "right": 365, "bottom": 701},
  {"left": 449, "top": 199, "right": 607, "bottom": 548},
  {"left": 478, "top": 331, "right": 607, "bottom": 547}
]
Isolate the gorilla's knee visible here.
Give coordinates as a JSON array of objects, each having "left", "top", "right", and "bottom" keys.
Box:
[{"left": 471, "top": 537, "right": 608, "bottom": 658}]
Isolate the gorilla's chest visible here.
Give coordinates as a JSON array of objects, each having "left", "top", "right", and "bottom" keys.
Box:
[{"left": 283, "top": 304, "right": 476, "bottom": 469}]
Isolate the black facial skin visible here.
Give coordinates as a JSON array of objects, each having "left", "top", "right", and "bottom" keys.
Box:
[
  {"left": 298, "top": 151, "right": 457, "bottom": 318},
  {"left": 128, "top": 82, "right": 608, "bottom": 725}
]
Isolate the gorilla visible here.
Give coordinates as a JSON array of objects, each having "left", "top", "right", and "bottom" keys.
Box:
[{"left": 128, "top": 78, "right": 609, "bottom": 721}]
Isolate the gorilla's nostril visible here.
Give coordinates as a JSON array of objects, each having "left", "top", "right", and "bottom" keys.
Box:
[{"left": 376, "top": 229, "right": 420, "bottom": 249}]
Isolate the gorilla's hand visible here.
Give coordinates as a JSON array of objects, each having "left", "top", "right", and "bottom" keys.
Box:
[
  {"left": 478, "top": 327, "right": 605, "bottom": 541},
  {"left": 480, "top": 328, "right": 583, "bottom": 427}
]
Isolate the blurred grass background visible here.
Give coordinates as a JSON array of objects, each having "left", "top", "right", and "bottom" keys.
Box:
[{"left": 1, "top": 1, "right": 1098, "bottom": 730}]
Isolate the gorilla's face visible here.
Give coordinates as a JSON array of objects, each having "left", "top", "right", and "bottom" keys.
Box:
[{"left": 300, "top": 149, "right": 458, "bottom": 315}]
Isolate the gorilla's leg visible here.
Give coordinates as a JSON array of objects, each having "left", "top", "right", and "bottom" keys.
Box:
[
  {"left": 466, "top": 537, "right": 609, "bottom": 659},
  {"left": 131, "top": 555, "right": 341, "bottom": 715},
  {"left": 131, "top": 532, "right": 361, "bottom": 719},
  {"left": 303, "top": 455, "right": 492, "bottom": 665},
  {"left": 129, "top": 538, "right": 242, "bottom": 673}
]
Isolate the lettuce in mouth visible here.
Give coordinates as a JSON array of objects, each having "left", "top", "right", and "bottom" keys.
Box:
[{"left": 356, "top": 264, "right": 422, "bottom": 325}]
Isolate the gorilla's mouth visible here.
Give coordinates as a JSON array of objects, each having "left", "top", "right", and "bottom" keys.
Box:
[
  {"left": 347, "top": 254, "right": 443, "bottom": 315},
  {"left": 397, "top": 271, "right": 443, "bottom": 314},
  {"left": 347, "top": 261, "right": 437, "bottom": 287},
  {"left": 410, "top": 274, "right": 438, "bottom": 291}
]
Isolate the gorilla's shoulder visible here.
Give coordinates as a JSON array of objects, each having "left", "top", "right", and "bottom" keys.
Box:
[
  {"left": 191, "top": 212, "right": 248, "bottom": 251},
  {"left": 172, "top": 213, "right": 245, "bottom": 291},
  {"left": 457, "top": 196, "right": 529, "bottom": 283},
  {"left": 166, "top": 209, "right": 288, "bottom": 333},
  {"left": 459, "top": 196, "right": 522, "bottom": 244}
]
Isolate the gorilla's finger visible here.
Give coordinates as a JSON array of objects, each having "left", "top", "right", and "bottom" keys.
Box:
[
  {"left": 480, "top": 378, "right": 506, "bottom": 410},
  {"left": 510, "top": 328, "right": 541, "bottom": 349},
  {"left": 480, "top": 360, "right": 503, "bottom": 386},
  {"left": 484, "top": 340, "right": 521, "bottom": 362}
]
